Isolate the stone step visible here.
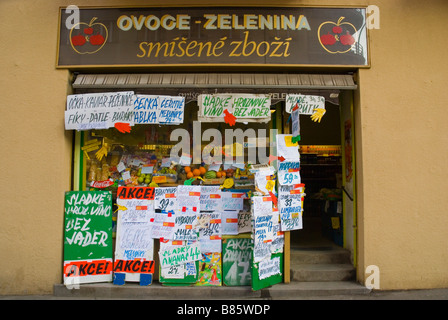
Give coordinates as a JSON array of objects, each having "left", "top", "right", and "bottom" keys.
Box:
[
  {"left": 291, "top": 263, "right": 356, "bottom": 282},
  {"left": 267, "top": 281, "right": 371, "bottom": 298},
  {"left": 53, "top": 281, "right": 371, "bottom": 299},
  {"left": 290, "top": 247, "right": 352, "bottom": 265}
]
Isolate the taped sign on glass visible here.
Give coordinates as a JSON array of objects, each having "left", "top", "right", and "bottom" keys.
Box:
[
  {"left": 285, "top": 94, "right": 325, "bottom": 114},
  {"left": 276, "top": 134, "right": 300, "bottom": 160},
  {"left": 157, "top": 96, "right": 185, "bottom": 124},
  {"left": 173, "top": 212, "right": 198, "bottom": 241},
  {"left": 198, "top": 93, "right": 271, "bottom": 123},
  {"left": 132, "top": 94, "right": 159, "bottom": 124},
  {"left": 200, "top": 186, "right": 222, "bottom": 211},
  {"left": 278, "top": 161, "right": 301, "bottom": 186},
  {"left": 154, "top": 187, "right": 178, "bottom": 212},
  {"left": 65, "top": 91, "right": 135, "bottom": 130},
  {"left": 278, "top": 184, "right": 304, "bottom": 231}
]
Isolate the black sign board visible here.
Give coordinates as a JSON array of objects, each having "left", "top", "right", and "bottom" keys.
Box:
[{"left": 57, "top": 7, "right": 368, "bottom": 68}]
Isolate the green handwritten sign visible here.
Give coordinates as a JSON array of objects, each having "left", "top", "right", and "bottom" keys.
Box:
[
  {"left": 198, "top": 93, "right": 271, "bottom": 123},
  {"left": 63, "top": 190, "right": 113, "bottom": 284},
  {"left": 222, "top": 238, "right": 252, "bottom": 286}
]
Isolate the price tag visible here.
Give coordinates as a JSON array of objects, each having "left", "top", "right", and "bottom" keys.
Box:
[
  {"left": 141, "top": 164, "right": 154, "bottom": 174},
  {"left": 117, "top": 161, "right": 126, "bottom": 172},
  {"left": 153, "top": 175, "right": 167, "bottom": 183}
]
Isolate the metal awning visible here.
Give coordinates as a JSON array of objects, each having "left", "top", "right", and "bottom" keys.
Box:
[{"left": 72, "top": 73, "right": 357, "bottom": 90}]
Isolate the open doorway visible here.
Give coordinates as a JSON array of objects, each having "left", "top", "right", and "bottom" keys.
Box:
[{"left": 286, "top": 93, "right": 351, "bottom": 251}]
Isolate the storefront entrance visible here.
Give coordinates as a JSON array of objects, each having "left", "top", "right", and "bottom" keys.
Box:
[{"left": 67, "top": 73, "right": 357, "bottom": 287}]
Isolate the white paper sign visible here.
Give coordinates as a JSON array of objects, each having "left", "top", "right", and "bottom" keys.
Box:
[
  {"left": 222, "top": 192, "right": 244, "bottom": 211},
  {"left": 177, "top": 185, "right": 201, "bottom": 212},
  {"left": 157, "top": 96, "right": 185, "bottom": 124},
  {"left": 200, "top": 186, "right": 222, "bottom": 211},
  {"left": 154, "top": 187, "right": 178, "bottom": 212},
  {"left": 258, "top": 256, "right": 281, "bottom": 279},
  {"left": 150, "top": 211, "right": 175, "bottom": 240},
  {"left": 276, "top": 134, "right": 300, "bottom": 160},
  {"left": 115, "top": 198, "right": 154, "bottom": 283},
  {"left": 278, "top": 161, "right": 301, "bottom": 186},
  {"left": 222, "top": 210, "right": 239, "bottom": 235},
  {"left": 255, "top": 167, "right": 276, "bottom": 195},
  {"left": 238, "top": 211, "right": 252, "bottom": 234},
  {"left": 173, "top": 212, "right": 198, "bottom": 241},
  {"left": 278, "top": 185, "right": 304, "bottom": 231},
  {"left": 65, "top": 91, "right": 135, "bottom": 130},
  {"left": 133, "top": 94, "right": 159, "bottom": 124},
  {"left": 285, "top": 94, "right": 325, "bottom": 114}
]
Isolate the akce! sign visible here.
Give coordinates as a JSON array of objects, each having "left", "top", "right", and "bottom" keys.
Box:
[{"left": 57, "top": 7, "right": 369, "bottom": 68}]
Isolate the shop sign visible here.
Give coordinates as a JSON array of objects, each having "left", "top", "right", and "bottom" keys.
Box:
[
  {"left": 198, "top": 93, "right": 271, "bottom": 123},
  {"left": 57, "top": 6, "right": 369, "bottom": 68},
  {"left": 63, "top": 190, "right": 113, "bottom": 285}
]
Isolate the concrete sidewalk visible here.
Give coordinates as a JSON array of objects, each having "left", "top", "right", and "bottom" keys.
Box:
[{"left": 1, "top": 282, "right": 448, "bottom": 300}]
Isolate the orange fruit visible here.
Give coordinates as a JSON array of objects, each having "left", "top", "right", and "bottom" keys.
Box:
[
  {"left": 193, "top": 169, "right": 201, "bottom": 176},
  {"left": 199, "top": 167, "right": 206, "bottom": 175},
  {"left": 216, "top": 172, "right": 222, "bottom": 178},
  {"left": 187, "top": 172, "right": 194, "bottom": 179},
  {"left": 184, "top": 166, "right": 191, "bottom": 173}
]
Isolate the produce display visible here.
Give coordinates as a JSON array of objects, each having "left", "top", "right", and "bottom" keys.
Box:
[{"left": 85, "top": 140, "right": 255, "bottom": 191}]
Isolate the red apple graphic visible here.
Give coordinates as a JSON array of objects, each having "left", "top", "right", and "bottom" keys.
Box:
[
  {"left": 71, "top": 34, "right": 86, "bottom": 46},
  {"left": 318, "top": 16, "right": 357, "bottom": 54},
  {"left": 320, "top": 33, "right": 336, "bottom": 46},
  {"left": 332, "top": 26, "right": 343, "bottom": 34},
  {"left": 340, "top": 31, "right": 355, "bottom": 46},
  {"left": 90, "top": 34, "right": 105, "bottom": 46},
  {"left": 69, "top": 17, "right": 108, "bottom": 54}
]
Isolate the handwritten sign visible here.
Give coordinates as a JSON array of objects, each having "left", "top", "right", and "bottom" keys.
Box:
[
  {"left": 278, "top": 185, "right": 304, "bottom": 231},
  {"left": 238, "top": 211, "right": 252, "bottom": 234},
  {"left": 222, "top": 192, "right": 244, "bottom": 211},
  {"left": 222, "top": 238, "right": 252, "bottom": 286},
  {"left": 198, "top": 94, "right": 271, "bottom": 123},
  {"left": 285, "top": 94, "right": 325, "bottom": 114},
  {"left": 173, "top": 212, "right": 198, "bottom": 241},
  {"left": 200, "top": 186, "right": 222, "bottom": 211},
  {"left": 157, "top": 96, "right": 185, "bottom": 124},
  {"left": 278, "top": 161, "right": 301, "bottom": 186},
  {"left": 159, "top": 240, "right": 195, "bottom": 279},
  {"left": 133, "top": 94, "right": 159, "bottom": 124},
  {"left": 150, "top": 211, "right": 176, "bottom": 240},
  {"left": 154, "top": 187, "right": 178, "bottom": 212},
  {"left": 114, "top": 198, "right": 154, "bottom": 283},
  {"left": 197, "top": 212, "right": 222, "bottom": 252},
  {"left": 258, "top": 256, "right": 281, "bottom": 280},
  {"left": 177, "top": 185, "right": 201, "bottom": 212},
  {"left": 221, "top": 210, "right": 239, "bottom": 235},
  {"left": 252, "top": 196, "right": 274, "bottom": 263},
  {"left": 63, "top": 191, "right": 113, "bottom": 285},
  {"left": 159, "top": 242, "right": 202, "bottom": 268},
  {"left": 65, "top": 91, "right": 135, "bottom": 130},
  {"left": 271, "top": 216, "right": 284, "bottom": 253}
]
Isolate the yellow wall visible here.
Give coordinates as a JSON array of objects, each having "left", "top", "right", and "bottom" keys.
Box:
[{"left": 0, "top": 0, "right": 447, "bottom": 295}]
